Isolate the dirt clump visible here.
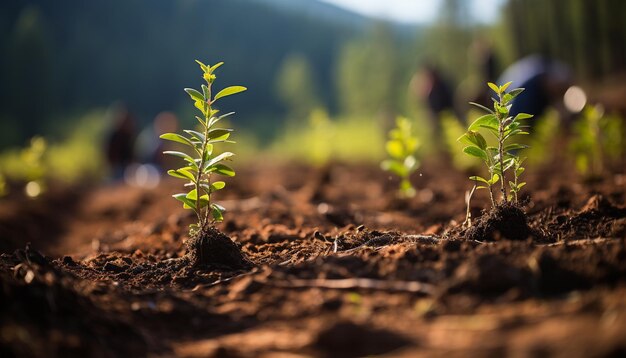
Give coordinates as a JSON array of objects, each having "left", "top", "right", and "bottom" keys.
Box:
[
  {"left": 466, "top": 202, "right": 537, "bottom": 242},
  {"left": 185, "top": 226, "right": 252, "bottom": 270}
]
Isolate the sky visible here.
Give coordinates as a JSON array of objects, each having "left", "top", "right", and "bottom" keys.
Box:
[{"left": 319, "top": 0, "right": 505, "bottom": 24}]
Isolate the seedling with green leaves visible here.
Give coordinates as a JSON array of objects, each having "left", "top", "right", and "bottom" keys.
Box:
[
  {"left": 381, "top": 116, "right": 420, "bottom": 198},
  {"left": 569, "top": 104, "right": 623, "bottom": 177},
  {"left": 161, "top": 60, "right": 246, "bottom": 236},
  {"left": 458, "top": 82, "right": 532, "bottom": 207}
]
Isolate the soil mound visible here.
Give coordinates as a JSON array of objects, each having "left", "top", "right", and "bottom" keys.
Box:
[{"left": 466, "top": 202, "right": 536, "bottom": 241}]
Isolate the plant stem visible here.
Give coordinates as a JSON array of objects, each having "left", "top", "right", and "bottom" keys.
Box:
[
  {"left": 497, "top": 99, "right": 507, "bottom": 204},
  {"left": 195, "top": 85, "right": 212, "bottom": 232},
  {"left": 513, "top": 172, "right": 519, "bottom": 203},
  {"left": 464, "top": 184, "right": 477, "bottom": 227}
]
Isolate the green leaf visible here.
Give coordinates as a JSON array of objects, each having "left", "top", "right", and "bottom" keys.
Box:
[
  {"left": 195, "top": 116, "right": 207, "bottom": 127},
  {"left": 211, "top": 181, "right": 226, "bottom": 191},
  {"left": 163, "top": 151, "right": 194, "bottom": 163},
  {"left": 488, "top": 173, "right": 500, "bottom": 185},
  {"left": 488, "top": 82, "right": 500, "bottom": 94},
  {"left": 184, "top": 129, "right": 206, "bottom": 142},
  {"left": 213, "top": 86, "right": 247, "bottom": 101},
  {"left": 186, "top": 188, "right": 198, "bottom": 200},
  {"left": 504, "top": 129, "right": 529, "bottom": 140},
  {"left": 458, "top": 131, "right": 487, "bottom": 150},
  {"left": 160, "top": 133, "right": 194, "bottom": 147},
  {"left": 173, "top": 193, "right": 197, "bottom": 212},
  {"left": 167, "top": 169, "right": 196, "bottom": 182},
  {"left": 509, "top": 181, "right": 518, "bottom": 191},
  {"left": 204, "top": 152, "right": 235, "bottom": 169},
  {"left": 204, "top": 144, "right": 214, "bottom": 159},
  {"left": 381, "top": 159, "right": 407, "bottom": 177},
  {"left": 514, "top": 113, "right": 533, "bottom": 121},
  {"left": 462, "top": 146, "right": 488, "bottom": 162},
  {"left": 469, "top": 101, "right": 494, "bottom": 114},
  {"left": 207, "top": 128, "right": 233, "bottom": 140},
  {"left": 385, "top": 140, "right": 405, "bottom": 159},
  {"left": 186, "top": 189, "right": 209, "bottom": 208},
  {"left": 508, "top": 88, "right": 524, "bottom": 99},
  {"left": 195, "top": 60, "right": 208, "bottom": 72},
  {"left": 504, "top": 143, "right": 529, "bottom": 152},
  {"left": 208, "top": 111, "right": 235, "bottom": 127},
  {"left": 184, "top": 88, "right": 204, "bottom": 102},
  {"left": 468, "top": 114, "right": 498, "bottom": 132},
  {"left": 503, "top": 158, "right": 516, "bottom": 171},
  {"left": 500, "top": 81, "right": 512, "bottom": 92},
  {"left": 469, "top": 175, "right": 490, "bottom": 184},
  {"left": 210, "top": 203, "right": 225, "bottom": 222},
  {"left": 209, "top": 62, "right": 224, "bottom": 72},
  {"left": 194, "top": 100, "right": 208, "bottom": 116},
  {"left": 516, "top": 167, "right": 525, "bottom": 176},
  {"left": 211, "top": 163, "right": 236, "bottom": 177}
]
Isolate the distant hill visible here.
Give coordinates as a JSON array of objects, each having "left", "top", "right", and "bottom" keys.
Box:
[
  {"left": 256, "top": 0, "right": 370, "bottom": 28},
  {"left": 0, "top": 0, "right": 416, "bottom": 146}
]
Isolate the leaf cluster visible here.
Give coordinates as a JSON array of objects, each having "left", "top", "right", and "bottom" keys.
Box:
[
  {"left": 458, "top": 82, "right": 532, "bottom": 206},
  {"left": 161, "top": 60, "right": 246, "bottom": 233},
  {"left": 381, "top": 116, "right": 420, "bottom": 198}
]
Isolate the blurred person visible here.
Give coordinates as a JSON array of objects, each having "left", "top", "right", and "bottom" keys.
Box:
[
  {"left": 105, "top": 104, "right": 137, "bottom": 181},
  {"left": 497, "top": 54, "right": 572, "bottom": 125},
  {"left": 135, "top": 111, "right": 180, "bottom": 172},
  {"left": 410, "top": 63, "right": 459, "bottom": 139},
  {"left": 468, "top": 37, "right": 500, "bottom": 108}
]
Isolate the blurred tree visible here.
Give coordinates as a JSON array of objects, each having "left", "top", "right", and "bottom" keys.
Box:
[
  {"left": 503, "top": 0, "right": 626, "bottom": 81},
  {"left": 336, "top": 24, "right": 401, "bottom": 118},
  {"left": 420, "top": 0, "right": 474, "bottom": 82},
  {"left": 275, "top": 53, "right": 320, "bottom": 120},
  {"left": 0, "top": 0, "right": 367, "bottom": 148},
  {"left": 2, "top": 6, "right": 53, "bottom": 147}
]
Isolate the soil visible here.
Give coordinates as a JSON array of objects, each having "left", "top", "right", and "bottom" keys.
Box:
[{"left": 1, "top": 157, "right": 625, "bottom": 357}]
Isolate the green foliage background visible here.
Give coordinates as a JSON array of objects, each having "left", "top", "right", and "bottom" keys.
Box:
[{"left": 1, "top": 0, "right": 624, "bottom": 178}]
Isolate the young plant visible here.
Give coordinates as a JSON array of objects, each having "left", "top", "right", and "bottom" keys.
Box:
[
  {"left": 160, "top": 60, "right": 246, "bottom": 236},
  {"left": 569, "top": 104, "right": 623, "bottom": 177},
  {"left": 458, "top": 82, "right": 532, "bottom": 207},
  {"left": 381, "top": 116, "right": 420, "bottom": 198}
]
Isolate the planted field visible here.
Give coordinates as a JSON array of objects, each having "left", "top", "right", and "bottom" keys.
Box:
[{"left": 2, "top": 158, "right": 625, "bottom": 357}]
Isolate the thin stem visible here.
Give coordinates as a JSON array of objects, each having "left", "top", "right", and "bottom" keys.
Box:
[
  {"left": 195, "top": 84, "right": 212, "bottom": 231},
  {"left": 486, "top": 154, "right": 496, "bottom": 208},
  {"left": 513, "top": 171, "right": 519, "bottom": 203},
  {"left": 497, "top": 97, "right": 507, "bottom": 204},
  {"left": 464, "top": 184, "right": 477, "bottom": 227}
]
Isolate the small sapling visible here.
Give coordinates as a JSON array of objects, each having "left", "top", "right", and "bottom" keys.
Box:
[
  {"left": 381, "top": 116, "right": 420, "bottom": 198},
  {"left": 161, "top": 60, "right": 249, "bottom": 267},
  {"left": 458, "top": 82, "right": 532, "bottom": 207}
]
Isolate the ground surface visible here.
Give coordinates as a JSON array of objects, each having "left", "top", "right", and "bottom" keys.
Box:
[{"left": 1, "top": 157, "right": 626, "bottom": 357}]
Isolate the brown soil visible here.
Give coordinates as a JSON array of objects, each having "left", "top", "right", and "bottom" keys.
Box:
[{"left": 1, "top": 158, "right": 625, "bottom": 357}]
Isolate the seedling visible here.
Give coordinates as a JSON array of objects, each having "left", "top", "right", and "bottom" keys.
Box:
[
  {"left": 569, "top": 104, "right": 623, "bottom": 177},
  {"left": 161, "top": 60, "right": 246, "bottom": 236},
  {"left": 381, "top": 116, "right": 420, "bottom": 198},
  {"left": 458, "top": 82, "right": 532, "bottom": 207}
]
